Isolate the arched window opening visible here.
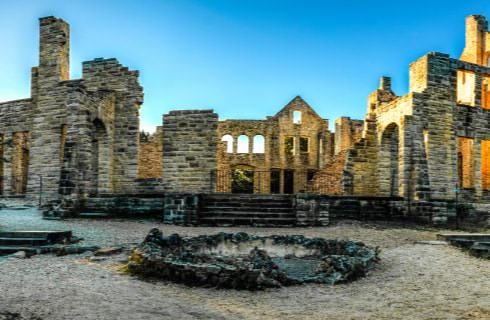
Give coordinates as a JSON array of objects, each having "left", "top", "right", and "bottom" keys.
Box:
[
  {"left": 380, "top": 123, "right": 399, "bottom": 196},
  {"left": 221, "top": 134, "right": 233, "bottom": 153},
  {"left": 252, "top": 135, "right": 265, "bottom": 153},
  {"left": 237, "top": 135, "right": 249, "bottom": 153},
  {"left": 91, "top": 119, "right": 111, "bottom": 195},
  {"left": 293, "top": 111, "right": 302, "bottom": 124}
]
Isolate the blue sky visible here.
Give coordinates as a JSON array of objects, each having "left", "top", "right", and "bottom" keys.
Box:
[{"left": 0, "top": 0, "right": 489, "bottom": 132}]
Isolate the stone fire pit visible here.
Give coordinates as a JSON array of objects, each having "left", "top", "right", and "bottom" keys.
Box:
[{"left": 128, "top": 229, "right": 379, "bottom": 290}]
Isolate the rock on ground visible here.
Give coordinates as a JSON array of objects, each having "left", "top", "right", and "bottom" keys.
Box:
[{"left": 0, "top": 205, "right": 489, "bottom": 319}]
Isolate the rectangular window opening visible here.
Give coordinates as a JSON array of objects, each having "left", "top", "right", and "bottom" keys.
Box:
[
  {"left": 299, "top": 137, "right": 309, "bottom": 153},
  {"left": 293, "top": 111, "right": 302, "bottom": 124},
  {"left": 482, "top": 140, "right": 490, "bottom": 190},
  {"left": 284, "top": 137, "right": 295, "bottom": 156},
  {"left": 482, "top": 76, "right": 490, "bottom": 110},
  {"left": 457, "top": 70, "right": 476, "bottom": 106},
  {"left": 12, "top": 131, "right": 30, "bottom": 194},
  {"left": 458, "top": 137, "right": 474, "bottom": 188}
]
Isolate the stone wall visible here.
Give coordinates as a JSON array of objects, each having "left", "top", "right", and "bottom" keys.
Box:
[
  {"left": 162, "top": 110, "right": 218, "bottom": 193},
  {"left": 0, "top": 16, "right": 143, "bottom": 201},
  {"left": 315, "top": 16, "right": 490, "bottom": 207},
  {"left": 163, "top": 193, "right": 200, "bottom": 225},
  {"left": 82, "top": 195, "right": 165, "bottom": 217},
  {"left": 294, "top": 193, "right": 329, "bottom": 226},
  {"left": 308, "top": 150, "right": 349, "bottom": 195},
  {"left": 216, "top": 96, "right": 333, "bottom": 194},
  {"left": 334, "top": 117, "right": 363, "bottom": 155},
  {"left": 138, "top": 126, "right": 163, "bottom": 179}
]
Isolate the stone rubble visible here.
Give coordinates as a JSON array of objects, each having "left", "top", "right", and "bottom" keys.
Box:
[{"left": 128, "top": 228, "right": 378, "bottom": 290}]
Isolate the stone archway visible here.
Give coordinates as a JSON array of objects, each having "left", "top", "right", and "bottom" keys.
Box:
[
  {"left": 91, "top": 119, "right": 111, "bottom": 195},
  {"left": 379, "top": 123, "right": 400, "bottom": 196}
]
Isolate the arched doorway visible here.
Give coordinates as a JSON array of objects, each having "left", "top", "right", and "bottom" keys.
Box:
[
  {"left": 91, "top": 119, "right": 110, "bottom": 195},
  {"left": 380, "top": 123, "right": 400, "bottom": 196},
  {"left": 231, "top": 165, "right": 254, "bottom": 193}
]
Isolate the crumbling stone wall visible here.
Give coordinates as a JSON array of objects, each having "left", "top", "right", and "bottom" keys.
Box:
[
  {"left": 138, "top": 126, "right": 163, "bottom": 179},
  {"left": 11, "top": 131, "right": 30, "bottom": 194},
  {"left": 0, "top": 99, "right": 32, "bottom": 196},
  {"left": 0, "top": 16, "right": 143, "bottom": 201},
  {"left": 4, "top": 13, "right": 490, "bottom": 228},
  {"left": 460, "top": 15, "right": 490, "bottom": 66},
  {"left": 334, "top": 117, "right": 363, "bottom": 155},
  {"left": 216, "top": 96, "right": 333, "bottom": 194},
  {"left": 313, "top": 15, "right": 490, "bottom": 218},
  {"left": 162, "top": 110, "right": 218, "bottom": 193},
  {"left": 308, "top": 150, "right": 349, "bottom": 195}
]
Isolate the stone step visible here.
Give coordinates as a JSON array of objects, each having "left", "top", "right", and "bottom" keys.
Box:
[
  {"left": 202, "top": 199, "right": 292, "bottom": 206},
  {"left": 0, "top": 237, "right": 49, "bottom": 246},
  {"left": 203, "top": 193, "right": 291, "bottom": 200},
  {"left": 201, "top": 211, "right": 295, "bottom": 219},
  {"left": 0, "top": 231, "right": 72, "bottom": 243},
  {"left": 0, "top": 246, "right": 42, "bottom": 255},
  {"left": 437, "top": 233, "right": 490, "bottom": 242},
  {"left": 472, "top": 241, "right": 490, "bottom": 249},
  {"left": 199, "top": 216, "right": 296, "bottom": 227},
  {"left": 201, "top": 206, "right": 293, "bottom": 213},
  {"left": 200, "top": 193, "right": 295, "bottom": 226},
  {"left": 78, "top": 212, "right": 111, "bottom": 218}
]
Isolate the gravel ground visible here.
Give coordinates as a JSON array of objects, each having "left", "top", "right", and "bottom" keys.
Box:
[{"left": 0, "top": 200, "right": 489, "bottom": 320}]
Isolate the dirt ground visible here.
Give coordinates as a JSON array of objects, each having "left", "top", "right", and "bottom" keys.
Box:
[{"left": 0, "top": 201, "right": 489, "bottom": 320}]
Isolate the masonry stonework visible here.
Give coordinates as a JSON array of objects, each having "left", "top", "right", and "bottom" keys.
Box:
[
  {"left": 0, "top": 17, "right": 143, "bottom": 202},
  {"left": 162, "top": 110, "right": 218, "bottom": 193},
  {"left": 1, "top": 15, "right": 490, "bottom": 227}
]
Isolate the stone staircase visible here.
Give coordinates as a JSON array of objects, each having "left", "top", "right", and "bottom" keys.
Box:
[
  {"left": 199, "top": 194, "right": 296, "bottom": 226},
  {"left": 0, "top": 230, "right": 72, "bottom": 256},
  {"left": 438, "top": 233, "right": 490, "bottom": 258}
]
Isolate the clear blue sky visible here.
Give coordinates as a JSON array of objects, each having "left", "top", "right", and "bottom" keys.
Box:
[{"left": 0, "top": 0, "right": 489, "bottom": 132}]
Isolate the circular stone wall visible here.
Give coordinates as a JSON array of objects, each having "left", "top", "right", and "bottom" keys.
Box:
[{"left": 128, "top": 229, "right": 379, "bottom": 290}]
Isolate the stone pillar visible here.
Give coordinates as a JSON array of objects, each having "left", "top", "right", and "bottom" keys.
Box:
[
  {"left": 162, "top": 110, "right": 218, "bottom": 193},
  {"left": 38, "top": 16, "right": 70, "bottom": 84},
  {"left": 27, "top": 17, "right": 71, "bottom": 199}
]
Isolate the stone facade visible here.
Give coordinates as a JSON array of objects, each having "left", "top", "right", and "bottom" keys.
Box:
[
  {"left": 215, "top": 96, "right": 333, "bottom": 194},
  {"left": 1, "top": 15, "right": 490, "bottom": 226},
  {"left": 162, "top": 110, "right": 218, "bottom": 193},
  {"left": 138, "top": 126, "right": 163, "bottom": 179},
  {"left": 325, "top": 15, "right": 490, "bottom": 204},
  {"left": 0, "top": 17, "right": 143, "bottom": 201}
]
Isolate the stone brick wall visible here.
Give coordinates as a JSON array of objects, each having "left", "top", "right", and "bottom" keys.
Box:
[
  {"left": 0, "top": 99, "right": 33, "bottom": 196},
  {"left": 138, "top": 126, "right": 163, "bottom": 179},
  {"left": 163, "top": 193, "right": 200, "bottom": 225},
  {"left": 83, "top": 195, "right": 166, "bottom": 217},
  {"left": 216, "top": 96, "right": 333, "bottom": 194},
  {"left": 334, "top": 117, "right": 363, "bottom": 155},
  {"left": 162, "top": 110, "right": 218, "bottom": 193},
  {"left": 308, "top": 150, "right": 349, "bottom": 195},
  {"left": 294, "top": 193, "right": 329, "bottom": 226},
  {"left": 319, "top": 16, "right": 490, "bottom": 212},
  {"left": 0, "top": 16, "right": 143, "bottom": 202},
  {"left": 460, "top": 15, "right": 490, "bottom": 66}
]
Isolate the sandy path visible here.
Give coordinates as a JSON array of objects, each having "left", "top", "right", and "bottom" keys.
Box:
[{"left": 0, "top": 204, "right": 489, "bottom": 320}]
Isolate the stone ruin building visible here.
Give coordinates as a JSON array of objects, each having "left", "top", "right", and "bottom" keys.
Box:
[
  {"left": 0, "top": 17, "right": 142, "bottom": 201},
  {"left": 1, "top": 15, "right": 490, "bottom": 227}
]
